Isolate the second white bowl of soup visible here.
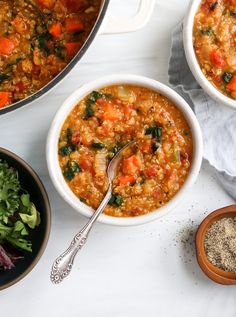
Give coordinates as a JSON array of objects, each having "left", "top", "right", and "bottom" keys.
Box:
[
  {"left": 47, "top": 74, "right": 203, "bottom": 226},
  {"left": 183, "top": 0, "right": 236, "bottom": 109}
]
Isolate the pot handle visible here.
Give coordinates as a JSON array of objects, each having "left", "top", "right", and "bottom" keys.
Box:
[{"left": 101, "top": 0, "right": 155, "bottom": 34}]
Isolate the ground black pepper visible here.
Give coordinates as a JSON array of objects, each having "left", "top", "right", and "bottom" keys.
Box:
[{"left": 204, "top": 217, "right": 236, "bottom": 272}]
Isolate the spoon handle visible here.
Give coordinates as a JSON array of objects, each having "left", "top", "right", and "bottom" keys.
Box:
[
  {"left": 50, "top": 187, "right": 112, "bottom": 284},
  {"left": 50, "top": 228, "right": 88, "bottom": 284}
]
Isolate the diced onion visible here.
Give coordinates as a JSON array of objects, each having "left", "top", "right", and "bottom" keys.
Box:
[{"left": 117, "top": 86, "right": 136, "bottom": 103}]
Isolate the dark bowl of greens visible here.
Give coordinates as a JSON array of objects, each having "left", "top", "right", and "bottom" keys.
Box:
[{"left": 0, "top": 148, "right": 51, "bottom": 290}]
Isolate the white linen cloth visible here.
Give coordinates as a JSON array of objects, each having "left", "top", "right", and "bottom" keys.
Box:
[{"left": 168, "top": 23, "right": 236, "bottom": 199}]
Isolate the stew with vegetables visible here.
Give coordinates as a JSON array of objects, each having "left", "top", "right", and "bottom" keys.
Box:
[
  {"left": 58, "top": 85, "right": 193, "bottom": 217},
  {"left": 193, "top": 0, "right": 236, "bottom": 99},
  {"left": 0, "top": 0, "right": 101, "bottom": 108}
]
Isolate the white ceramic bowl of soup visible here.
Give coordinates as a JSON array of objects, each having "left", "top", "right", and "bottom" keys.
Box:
[
  {"left": 46, "top": 74, "right": 203, "bottom": 226},
  {"left": 183, "top": 0, "right": 236, "bottom": 110}
]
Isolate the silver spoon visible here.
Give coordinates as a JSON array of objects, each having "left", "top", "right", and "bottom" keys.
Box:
[{"left": 50, "top": 141, "right": 134, "bottom": 284}]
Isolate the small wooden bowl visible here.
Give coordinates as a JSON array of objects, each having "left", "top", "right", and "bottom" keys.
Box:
[{"left": 196, "top": 205, "right": 236, "bottom": 285}]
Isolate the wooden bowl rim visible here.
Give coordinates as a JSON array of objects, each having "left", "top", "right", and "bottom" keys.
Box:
[{"left": 196, "top": 205, "right": 236, "bottom": 285}]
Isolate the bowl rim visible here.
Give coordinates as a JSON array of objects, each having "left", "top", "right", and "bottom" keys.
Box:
[
  {"left": 183, "top": 0, "right": 236, "bottom": 110},
  {"left": 196, "top": 205, "right": 236, "bottom": 285},
  {"left": 46, "top": 74, "right": 203, "bottom": 226},
  {"left": 0, "top": 147, "right": 51, "bottom": 291}
]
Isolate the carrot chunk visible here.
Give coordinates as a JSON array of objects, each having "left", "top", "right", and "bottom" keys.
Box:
[
  {"left": 0, "top": 36, "right": 15, "bottom": 56},
  {"left": 79, "top": 154, "right": 93, "bottom": 171},
  {"left": 49, "top": 22, "right": 62, "bottom": 38},
  {"left": 102, "top": 103, "right": 121, "bottom": 121},
  {"left": 0, "top": 92, "right": 10, "bottom": 108},
  {"left": 117, "top": 174, "right": 136, "bottom": 186},
  {"left": 210, "top": 50, "right": 225, "bottom": 68},
  {"left": 122, "top": 155, "right": 142, "bottom": 175},
  {"left": 65, "top": 17, "right": 85, "bottom": 33},
  {"left": 36, "top": 0, "right": 55, "bottom": 9},
  {"left": 65, "top": 42, "right": 81, "bottom": 57},
  {"left": 227, "top": 76, "right": 236, "bottom": 92}
]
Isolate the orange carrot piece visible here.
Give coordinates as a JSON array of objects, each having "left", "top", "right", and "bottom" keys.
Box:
[
  {"left": 117, "top": 174, "right": 136, "bottom": 186},
  {"left": 0, "top": 92, "right": 10, "bottom": 108},
  {"left": 227, "top": 77, "right": 236, "bottom": 92},
  {"left": 79, "top": 154, "right": 93, "bottom": 172},
  {"left": 65, "top": 17, "right": 84, "bottom": 33},
  {"left": 102, "top": 103, "right": 121, "bottom": 121},
  {"left": 36, "top": 0, "right": 55, "bottom": 9},
  {"left": 0, "top": 36, "right": 15, "bottom": 55},
  {"left": 122, "top": 155, "right": 142, "bottom": 175},
  {"left": 210, "top": 50, "right": 225, "bottom": 68},
  {"left": 65, "top": 42, "right": 81, "bottom": 57},
  {"left": 49, "top": 22, "right": 62, "bottom": 38}
]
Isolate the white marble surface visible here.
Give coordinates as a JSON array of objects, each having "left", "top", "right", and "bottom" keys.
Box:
[{"left": 1, "top": 1, "right": 236, "bottom": 316}]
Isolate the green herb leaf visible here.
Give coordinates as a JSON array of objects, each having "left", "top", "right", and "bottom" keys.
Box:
[
  {"left": 91, "top": 142, "right": 105, "bottom": 149},
  {"left": 145, "top": 125, "right": 162, "bottom": 142},
  {"left": 115, "top": 195, "right": 124, "bottom": 206},
  {"left": 111, "top": 145, "right": 120, "bottom": 154},
  {"left": 37, "top": 32, "right": 52, "bottom": 54},
  {"left": 5, "top": 58, "right": 22, "bottom": 70},
  {"left": 108, "top": 194, "right": 124, "bottom": 206},
  {"left": 84, "top": 91, "right": 113, "bottom": 120},
  {"left": 223, "top": 72, "right": 233, "bottom": 84},
  {"left": 104, "top": 93, "right": 113, "bottom": 99},
  {"left": 89, "top": 91, "right": 103, "bottom": 102},
  {"left": 152, "top": 141, "right": 159, "bottom": 153},
  {"left": 0, "top": 73, "right": 10, "bottom": 83},
  {"left": 200, "top": 28, "right": 214, "bottom": 36},
  {"left": 84, "top": 101, "right": 94, "bottom": 119},
  {"left": 63, "top": 160, "right": 82, "bottom": 181},
  {"left": 55, "top": 45, "right": 65, "bottom": 60},
  {"left": 59, "top": 145, "right": 72, "bottom": 156}
]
